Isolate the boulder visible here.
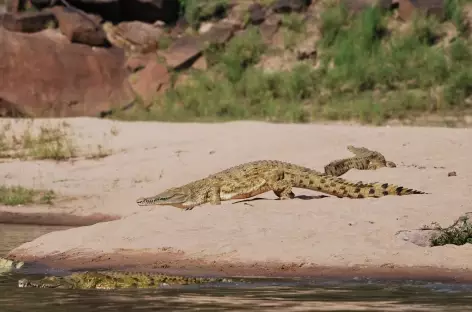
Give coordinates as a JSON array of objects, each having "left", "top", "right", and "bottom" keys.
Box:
[
  {"left": 102, "top": 21, "right": 164, "bottom": 54},
  {"left": 0, "top": 11, "right": 56, "bottom": 32},
  {"left": 161, "top": 35, "right": 203, "bottom": 70},
  {"left": 30, "top": 0, "right": 121, "bottom": 22},
  {"left": 0, "top": 27, "right": 135, "bottom": 117},
  {"left": 129, "top": 59, "right": 170, "bottom": 105},
  {"left": 49, "top": 6, "right": 107, "bottom": 46}
]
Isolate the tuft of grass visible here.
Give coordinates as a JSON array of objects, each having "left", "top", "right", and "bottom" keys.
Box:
[
  {"left": 0, "top": 121, "right": 77, "bottom": 161},
  {"left": 0, "top": 186, "right": 56, "bottom": 206},
  {"left": 280, "top": 12, "right": 307, "bottom": 48},
  {"left": 0, "top": 121, "right": 116, "bottom": 160},
  {"left": 428, "top": 214, "right": 472, "bottom": 246},
  {"left": 179, "top": 0, "right": 229, "bottom": 29},
  {"left": 444, "top": 0, "right": 469, "bottom": 35}
]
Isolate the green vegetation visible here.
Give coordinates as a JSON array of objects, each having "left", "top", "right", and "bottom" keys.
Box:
[
  {"left": 119, "top": 1, "right": 472, "bottom": 125},
  {"left": 0, "top": 185, "right": 55, "bottom": 206},
  {"left": 428, "top": 214, "right": 472, "bottom": 246},
  {"left": 179, "top": 0, "right": 229, "bottom": 29}
]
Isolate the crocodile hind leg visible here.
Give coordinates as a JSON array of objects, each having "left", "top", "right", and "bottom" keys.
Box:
[{"left": 264, "top": 169, "right": 296, "bottom": 200}]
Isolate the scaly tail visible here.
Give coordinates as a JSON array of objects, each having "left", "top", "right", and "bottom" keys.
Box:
[{"left": 302, "top": 174, "right": 428, "bottom": 199}]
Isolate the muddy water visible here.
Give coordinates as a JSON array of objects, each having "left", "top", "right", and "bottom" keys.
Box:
[{"left": 1, "top": 223, "right": 472, "bottom": 311}]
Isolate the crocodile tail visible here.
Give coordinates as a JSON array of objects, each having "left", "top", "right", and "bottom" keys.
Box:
[
  {"left": 309, "top": 175, "right": 427, "bottom": 198},
  {"left": 359, "top": 181, "right": 427, "bottom": 198}
]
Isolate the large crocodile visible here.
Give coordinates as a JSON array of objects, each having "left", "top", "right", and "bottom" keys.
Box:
[{"left": 18, "top": 271, "right": 234, "bottom": 289}]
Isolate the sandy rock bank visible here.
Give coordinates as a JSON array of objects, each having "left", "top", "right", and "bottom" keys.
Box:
[{"left": 4, "top": 118, "right": 472, "bottom": 279}]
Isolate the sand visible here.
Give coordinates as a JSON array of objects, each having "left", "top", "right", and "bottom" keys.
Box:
[{"left": 2, "top": 117, "right": 472, "bottom": 279}]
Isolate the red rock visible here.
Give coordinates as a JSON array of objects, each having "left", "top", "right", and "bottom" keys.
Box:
[
  {"left": 0, "top": 11, "right": 56, "bottom": 33},
  {"left": 0, "top": 27, "right": 135, "bottom": 117},
  {"left": 48, "top": 6, "right": 106, "bottom": 46},
  {"left": 398, "top": 0, "right": 445, "bottom": 21},
  {"left": 161, "top": 35, "right": 203, "bottom": 70},
  {"left": 130, "top": 60, "right": 170, "bottom": 106}
]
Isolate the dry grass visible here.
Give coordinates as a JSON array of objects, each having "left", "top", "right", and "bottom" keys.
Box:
[
  {"left": 0, "top": 120, "right": 113, "bottom": 161},
  {"left": 0, "top": 185, "right": 55, "bottom": 206},
  {"left": 0, "top": 121, "right": 76, "bottom": 160}
]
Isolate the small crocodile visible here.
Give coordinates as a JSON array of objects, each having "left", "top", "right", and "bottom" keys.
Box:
[
  {"left": 324, "top": 145, "right": 397, "bottom": 177},
  {"left": 136, "top": 158, "right": 427, "bottom": 210},
  {"left": 18, "top": 271, "right": 233, "bottom": 289}
]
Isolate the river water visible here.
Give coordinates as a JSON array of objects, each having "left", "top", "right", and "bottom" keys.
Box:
[{"left": 1, "top": 223, "right": 472, "bottom": 311}]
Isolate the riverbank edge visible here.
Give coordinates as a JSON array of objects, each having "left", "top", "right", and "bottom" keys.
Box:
[
  {"left": 7, "top": 248, "right": 472, "bottom": 283},
  {"left": 0, "top": 210, "right": 120, "bottom": 226}
]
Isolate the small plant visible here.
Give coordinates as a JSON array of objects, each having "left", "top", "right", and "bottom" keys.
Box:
[
  {"left": 86, "top": 144, "right": 112, "bottom": 160},
  {"left": 445, "top": 0, "right": 468, "bottom": 35},
  {"left": 0, "top": 122, "right": 77, "bottom": 161},
  {"left": 0, "top": 186, "right": 56, "bottom": 206},
  {"left": 428, "top": 214, "right": 472, "bottom": 246},
  {"left": 179, "top": 0, "right": 228, "bottom": 29}
]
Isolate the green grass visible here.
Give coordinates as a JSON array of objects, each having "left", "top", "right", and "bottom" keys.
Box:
[
  {"left": 0, "top": 186, "right": 55, "bottom": 206},
  {"left": 179, "top": 0, "right": 229, "bottom": 29},
  {"left": 115, "top": 1, "right": 472, "bottom": 125}
]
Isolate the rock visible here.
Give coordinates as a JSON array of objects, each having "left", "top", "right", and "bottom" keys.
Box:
[
  {"left": 48, "top": 6, "right": 106, "bottom": 46},
  {"left": 191, "top": 56, "right": 207, "bottom": 70},
  {"left": 0, "top": 27, "right": 135, "bottom": 118},
  {"left": 119, "top": 0, "right": 180, "bottom": 24},
  {"left": 36, "top": 27, "right": 69, "bottom": 43},
  {"left": 161, "top": 35, "right": 203, "bottom": 70},
  {"left": 259, "top": 14, "right": 281, "bottom": 43},
  {"left": 169, "top": 16, "right": 189, "bottom": 37},
  {"left": 398, "top": 0, "right": 445, "bottom": 21},
  {"left": 199, "top": 21, "right": 235, "bottom": 45},
  {"left": 248, "top": 3, "right": 266, "bottom": 25},
  {"left": 30, "top": 0, "right": 121, "bottom": 22},
  {"left": 0, "top": 11, "right": 56, "bottom": 33},
  {"left": 102, "top": 21, "right": 164, "bottom": 54},
  {"left": 341, "top": 0, "right": 393, "bottom": 12},
  {"left": 126, "top": 54, "right": 156, "bottom": 72},
  {"left": 395, "top": 229, "right": 436, "bottom": 247},
  {"left": 272, "top": 0, "right": 308, "bottom": 13},
  {"left": 198, "top": 21, "right": 214, "bottom": 34},
  {"left": 5, "top": 0, "right": 26, "bottom": 13},
  {"left": 129, "top": 60, "right": 170, "bottom": 106},
  {"left": 221, "top": 2, "right": 250, "bottom": 30}
]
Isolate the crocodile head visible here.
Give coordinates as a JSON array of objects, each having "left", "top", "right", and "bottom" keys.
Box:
[
  {"left": 18, "top": 276, "right": 74, "bottom": 289},
  {"left": 136, "top": 186, "right": 194, "bottom": 209}
]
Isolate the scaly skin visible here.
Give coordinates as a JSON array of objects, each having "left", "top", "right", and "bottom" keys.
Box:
[
  {"left": 18, "top": 271, "right": 232, "bottom": 290},
  {"left": 324, "top": 146, "right": 397, "bottom": 177},
  {"left": 136, "top": 160, "right": 427, "bottom": 210}
]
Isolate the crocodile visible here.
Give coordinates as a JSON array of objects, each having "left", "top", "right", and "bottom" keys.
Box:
[
  {"left": 136, "top": 159, "right": 427, "bottom": 210},
  {"left": 324, "top": 145, "right": 397, "bottom": 177},
  {"left": 18, "top": 271, "right": 233, "bottom": 290}
]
